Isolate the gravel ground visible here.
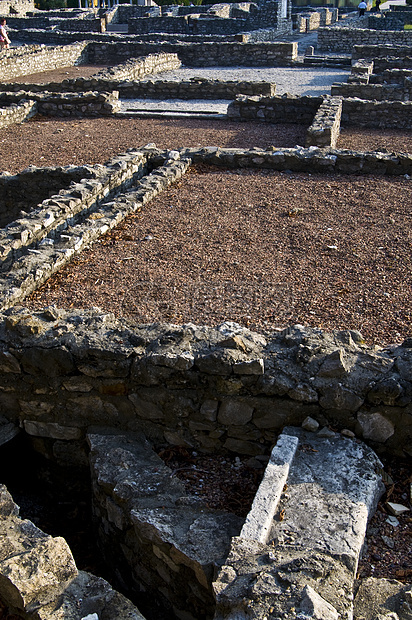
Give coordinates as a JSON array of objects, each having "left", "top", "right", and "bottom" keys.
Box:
[
  {"left": 26, "top": 166, "right": 412, "bottom": 347},
  {"left": 143, "top": 65, "right": 351, "bottom": 97},
  {"left": 338, "top": 127, "right": 412, "bottom": 155},
  {"left": 0, "top": 116, "right": 307, "bottom": 173},
  {"left": 3, "top": 65, "right": 109, "bottom": 84}
]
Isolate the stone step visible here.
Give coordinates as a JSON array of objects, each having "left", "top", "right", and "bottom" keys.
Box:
[
  {"left": 213, "top": 427, "right": 385, "bottom": 620},
  {"left": 116, "top": 109, "right": 227, "bottom": 120},
  {"left": 304, "top": 56, "right": 352, "bottom": 67}
]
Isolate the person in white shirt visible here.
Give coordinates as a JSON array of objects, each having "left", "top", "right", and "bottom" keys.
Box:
[
  {"left": 0, "top": 18, "right": 10, "bottom": 49},
  {"left": 358, "top": 1, "right": 367, "bottom": 16}
]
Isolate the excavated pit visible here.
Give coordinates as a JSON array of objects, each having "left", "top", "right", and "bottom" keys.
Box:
[{"left": 0, "top": 433, "right": 263, "bottom": 620}]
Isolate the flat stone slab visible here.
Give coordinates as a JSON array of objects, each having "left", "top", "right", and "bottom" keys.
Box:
[
  {"left": 213, "top": 427, "right": 385, "bottom": 620},
  {"left": 269, "top": 427, "right": 385, "bottom": 568},
  {"left": 240, "top": 433, "right": 299, "bottom": 543}
]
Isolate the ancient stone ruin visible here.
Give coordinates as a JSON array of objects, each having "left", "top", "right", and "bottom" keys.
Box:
[{"left": 0, "top": 3, "right": 411, "bottom": 619}]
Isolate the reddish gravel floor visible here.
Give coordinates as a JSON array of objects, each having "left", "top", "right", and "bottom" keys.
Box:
[
  {"left": 0, "top": 116, "right": 308, "bottom": 174},
  {"left": 338, "top": 127, "right": 412, "bottom": 155},
  {"left": 26, "top": 166, "right": 412, "bottom": 347},
  {"left": 3, "top": 64, "right": 110, "bottom": 84}
]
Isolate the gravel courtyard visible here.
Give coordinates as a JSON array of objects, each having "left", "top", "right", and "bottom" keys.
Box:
[{"left": 26, "top": 166, "right": 412, "bottom": 347}]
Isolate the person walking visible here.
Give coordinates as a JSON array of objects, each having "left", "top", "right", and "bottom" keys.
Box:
[
  {"left": 358, "top": 1, "right": 367, "bottom": 15},
  {"left": 0, "top": 18, "right": 11, "bottom": 49}
]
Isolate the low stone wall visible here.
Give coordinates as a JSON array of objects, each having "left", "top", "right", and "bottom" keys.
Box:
[
  {"left": 88, "top": 432, "right": 242, "bottom": 620},
  {"left": 128, "top": 15, "right": 248, "bottom": 36},
  {"left": 341, "top": 97, "right": 412, "bottom": 129},
  {"left": 318, "top": 26, "right": 412, "bottom": 53},
  {"left": 0, "top": 98, "right": 37, "bottom": 131},
  {"left": 331, "top": 80, "right": 410, "bottom": 100},
  {"left": 0, "top": 42, "right": 88, "bottom": 82},
  {"left": 372, "top": 67, "right": 412, "bottom": 83},
  {"left": 352, "top": 43, "right": 412, "bottom": 60},
  {"left": 120, "top": 79, "right": 276, "bottom": 100},
  {"left": 0, "top": 148, "right": 151, "bottom": 276},
  {"left": 373, "top": 55, "right": 412, "bottom": 71},
  {"left": 0, "top": 150, "right": 188, "bottom": 306},
  {"left": 9, "top": 30, "right": 297, "bottom": 65},
  {"left": 0, "top": 77, "right": 276, "bottom": 100},
  {"left": 227, "top": 94, "right": 321, "bottom": 124},
  {"left": 87, "top": 40, "right": 298, "bottom": 67},
  {"left": 228, "top": 93, "right": 412, "bottom": 131},
  {"left": 0, "top": 145, "right": 411, "bottom": 462},
  {"left": 0, "top": 305, "right": 411, "bottom": 462},
  {"left": 0, "top": 90, "right": 120, "bottom": 117},
  {"left": 305, "top": 96, "right": 342, "bottom": 148},
  {"left": 349, "top": 59, "right": 374, "bottom": 83},
  {"left": 93, "top": 52, "right": 181, "bottom": 81},
  {"left": 368, "top": 14, "right": 407, "bottom": 30},
  {"left": 0, "top": 165, "right": 96, "bottom": 228},
  {"left": 0, "top": 485, "right": 145, "bottom": 619}
]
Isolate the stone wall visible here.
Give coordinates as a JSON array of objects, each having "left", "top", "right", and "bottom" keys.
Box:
[
  {"left": 0, "top": 148, "right": 152, "bottom": 279},
  {"left": 331, "top": 80, "right": 411, "bottom": 100},
  {"left": 227, "top": 93, "right": 321, "bottom": 124},
  {"left": 87, "top": 40, "right": 298, "bottom": 67},
  {"left": 373, "top": 56, "right": 412, "bottom": 71},
  {"left": 128, "top": 15, "right": 248, "bottom": 36},
  {"left": 0, "top": 98, "right": 37, "bottom": 132},
  {"left": 305, "top": 96, "right": 342, "bottom": 148},
  {"left": 0, "top": 305, "right": 411, "bottom": 463},
  {"left": 88, "top": 432, "right": 242, "bottom": 620},
  {"left": 118, "top": 79, "right": 276, "bottom": 100},
  {"left": 341, "top": 97, "right": 412, "bottom": 128},
  {"left": 0, "top": 165, "right": 96, "bottom": 228},
  {"left": 352, "top": 43, "right": 412, "bottom": 60},
  {"left": 5, "top": 35, "right": 297, "bottom": 66},
  {"left": 0, "top": 145, "right": 411, "bottom": 462},
  {"left": 0, "top": 145, "right": 411, "bottom": 347},
  {"left": 0, "top": 90, "right": 120, "bottom": 118},
  {"left": 0, "top": 77, "right": 276, "bottom": 100},
  {"left": 318, "top": 25, "right": 412, "bottom": 53},
  {"left": 368, "top": 14, "right": 407, "bottom": 30},
  {"left": 371, "top": 67, "right": 412, "bottom": 83},
  {"left": 0, "top": 42, "right": 87, "bottom": 82},
  {"left": 0, "top": 52, "right": 182, "bottom": 92},
  {"left": 93, "top": 52, "right": 181, "bottom": 81},
  {"left": 57, "top": 17, "right": 105, "bottom": 33},
  {"left": 228, "top": 93, "right": 412, "bottom": 130},
  {"left": 0, "top": 485, "right": 145, "bottom": 619}
]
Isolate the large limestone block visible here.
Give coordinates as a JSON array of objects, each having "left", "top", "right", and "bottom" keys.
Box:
[
  {"left": 34, "top": 570, "right": 146, "bottom": 620},
  {"left": 0, "top": 517, "right": 77, "bottom": 614},
  {"left": 214, "top": 427, "right": 385, "bottom": 620}
]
